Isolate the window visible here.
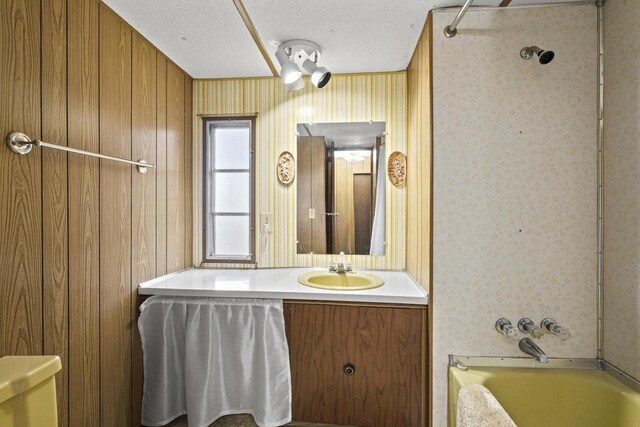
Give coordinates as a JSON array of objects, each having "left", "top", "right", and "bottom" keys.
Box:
[{"left": 203, "top": 117, "right": 255, "bottom": 263}]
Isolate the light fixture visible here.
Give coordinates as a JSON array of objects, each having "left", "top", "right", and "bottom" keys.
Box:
[
  {"left": 334, "top": 150, "right": 371, "bottom": 162},
  {"left": 275, "top": 48, "right": 302, "bottom": 84},
  {"left": 301, "top": 59, "right": 331, "bottom": 89},
  {"left": 275, "top": 40, "right": 332, "bottom": 91},
  {"left": 285, "top": 77, "right": 305, "bottom": 92}
]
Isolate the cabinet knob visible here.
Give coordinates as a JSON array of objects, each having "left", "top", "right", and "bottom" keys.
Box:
[{"left": 343, "top": 363, "right": 356, "bottom": 376}]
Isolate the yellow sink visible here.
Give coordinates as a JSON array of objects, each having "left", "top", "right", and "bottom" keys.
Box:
[{"left": 298, "top": 271, "right": 384, "bottom": 291}]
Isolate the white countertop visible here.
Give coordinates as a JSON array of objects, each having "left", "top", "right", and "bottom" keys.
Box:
[{"left": 138, "top": 268, "right": 428, "bottom": 306}]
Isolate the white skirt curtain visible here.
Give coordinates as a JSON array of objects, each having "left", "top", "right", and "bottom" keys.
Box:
[{"left": 138, "top": 296, "right": 292, "bottom": 427}]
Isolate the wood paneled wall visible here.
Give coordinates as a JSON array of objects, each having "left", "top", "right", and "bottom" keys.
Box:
[
  {"left": 406, "top": 13, "right": 432, "bottom": 291},
  {"left": 0, "top": 1, "right": 193, "bottom": 426}
]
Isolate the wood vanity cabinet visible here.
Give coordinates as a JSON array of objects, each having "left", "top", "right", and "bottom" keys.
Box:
[{"left": 283, "top": 302, "right": 428, "bottom": 427}]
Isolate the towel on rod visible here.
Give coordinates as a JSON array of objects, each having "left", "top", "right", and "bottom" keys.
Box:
[
  {"left": 138, "top": 296, "right": 292, "bottom": 427},
  {"left": 457, "top": 384, "right": 517, "bottom": 427}
]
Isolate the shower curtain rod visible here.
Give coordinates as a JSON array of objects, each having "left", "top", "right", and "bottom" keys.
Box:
[
  {"left": 444, "top": 0, "right": 474, "bottom": 38},
  {"left": 6, "top": 131, "right": 155, "bottom": 174}
]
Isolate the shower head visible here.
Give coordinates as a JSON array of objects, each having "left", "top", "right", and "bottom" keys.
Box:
[{"left": 520, "top": 46, "right": 555, "bottom": 65}]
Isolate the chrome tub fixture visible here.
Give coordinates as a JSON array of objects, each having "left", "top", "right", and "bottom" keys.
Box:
[
  {"left": 495, "top": 318, "right": 520, "bottom": 341},
  {"left": 520, "top": 46, "right": 555, "bottom": 64},
  {"left": 518, "top": 318, "right": 545, "bottom": 339},
  {"left": 541, "top": 318, "right": 572, "bottom": 340},
  {"left": 519, "top": 338, "right": 548, "bottom": 363}
]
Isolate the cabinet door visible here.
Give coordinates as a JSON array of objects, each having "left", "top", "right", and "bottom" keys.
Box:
[{"left": 284, "top": 303, "right": 426, "bottom": 427}]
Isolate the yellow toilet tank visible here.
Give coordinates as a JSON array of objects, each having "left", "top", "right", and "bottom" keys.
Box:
[{"left": 0, "top": 355, "right": 61, "bottom": 427}]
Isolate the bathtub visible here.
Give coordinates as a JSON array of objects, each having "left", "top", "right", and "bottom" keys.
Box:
[{"left": 448, "top": 359, "right": 640, "bottom": 427}]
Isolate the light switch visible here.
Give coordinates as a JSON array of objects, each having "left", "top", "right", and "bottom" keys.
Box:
[{"left": 309, "top": 208, "right": 316, "bottom": 219}]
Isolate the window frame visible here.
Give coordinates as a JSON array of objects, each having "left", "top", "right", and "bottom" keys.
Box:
[{"left": 202, "top": 116, "right": 256, "bottom": 264}]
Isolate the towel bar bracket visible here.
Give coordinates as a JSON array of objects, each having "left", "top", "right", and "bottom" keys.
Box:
[
  {"left": 7, "top": 131, "right": 33, "bottom": 155},
  {"left": 6, "top": 131, "right": 154, "bottom": 174}
]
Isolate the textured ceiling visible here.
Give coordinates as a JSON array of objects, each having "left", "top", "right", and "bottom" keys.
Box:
[
  {"left": 102, "top": 0, "right": 271, "bottom": 78},
  {"left": 297, "top": 122, "right": 386, "bottom": 149},
  {"left": 102, "top": 0, "right": 588, "bottom": 79},
  {"left": 244, "top": 0, "right": 432, "bottom": 75}
]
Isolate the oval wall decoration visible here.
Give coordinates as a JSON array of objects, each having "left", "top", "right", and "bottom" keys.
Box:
[
  {"left": 277, "top": 151, "right": 295, "bottom": 185},
  {"left": 387, "top": 151, "right": 407, "bottom": 187}
]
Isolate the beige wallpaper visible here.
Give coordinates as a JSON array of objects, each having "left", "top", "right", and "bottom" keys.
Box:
[
  {"left": 406, "top": 14, "right": 432, "bottom": 291},
  {"left": 603, "top": 0, "right": 640, "bottom": 381},
  {"left": 192, "top": 73, "right": 407, "bottom": 269},
  {"left": 431, "top": 4, "right": 597, "bottom": 426}
]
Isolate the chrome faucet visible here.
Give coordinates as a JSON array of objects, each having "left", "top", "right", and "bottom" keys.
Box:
[
  {"left": 330, "top": 262, "right": 347, "bottom": 274},
  {"left": 329, "top": 251, "right": 352, "bottom": 274},
  {"left": 518, "top": 318, "right": 545, "bottom": 339},
  {"left": 495, "top": 318, "right": 520, "bottom": 341},
  {"left": 541, "top": 318, "right": 572, "bottom": 340},
  {"left": 519, "top": 338, "right": 548, "bottom": 363}
]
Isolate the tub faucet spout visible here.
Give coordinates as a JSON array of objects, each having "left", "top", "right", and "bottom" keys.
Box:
[{"left": 519, "top": 338, "right": 548, "bottom": 363}]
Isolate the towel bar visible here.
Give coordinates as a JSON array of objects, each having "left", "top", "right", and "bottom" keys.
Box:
[{"left": 6, "top": 131, "right": 155, "bottom": 174}]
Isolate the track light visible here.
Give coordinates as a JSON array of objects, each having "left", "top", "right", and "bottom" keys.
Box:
[
  {"left": 280, "top": 62, "right": 302, "bottom": 84},
  {"left": 275, "top": 40, "right": 331, "bottom": 91},
  {"left": 275, "top": 47, "right": 302, "bottom": 84},
  {"left": 286, "top": 77, "right": 305, "bottom": 92},
  {"left": 302, "top": 59, "right": 331, "bottom": 89}
]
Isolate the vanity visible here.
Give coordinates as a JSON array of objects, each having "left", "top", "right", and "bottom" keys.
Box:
[{"left": 139, "top": 267, "right": 429, "bottom": 427}]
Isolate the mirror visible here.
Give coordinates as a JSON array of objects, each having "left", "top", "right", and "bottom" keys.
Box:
[{"left": 296, "top": 122, "right": 386, "bottom": 256}]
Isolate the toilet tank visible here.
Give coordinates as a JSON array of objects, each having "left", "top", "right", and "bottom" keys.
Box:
[{"left": 0, "top": 355, "right": 62, "bottom": 427}]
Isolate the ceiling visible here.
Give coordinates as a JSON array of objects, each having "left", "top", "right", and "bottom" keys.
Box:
[
  {"left": 102, "top": 0, "right": 588, "bottom": 79},
  {"left": 297, "top": 122, "right": 386, "bottom": 149}
]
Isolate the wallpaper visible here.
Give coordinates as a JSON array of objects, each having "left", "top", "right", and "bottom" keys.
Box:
[
  {"left": 192, "top": 73, "right": 407, "bottom": 269},
  {"left": 603, "top": 0, "right": 640, "bottom": 381},
  {"left": 431, "top": 4, "right": 597, "bottom": 426},
  {"left": 406, "top": 14, "right": 432, "bottom": 291}
]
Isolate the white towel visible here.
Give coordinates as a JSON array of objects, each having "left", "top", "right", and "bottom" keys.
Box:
[
  {"left": 456, "top": 384, "right": 517, "bottom": 427},
  {"left": 138, "top": 296, "right": 292, "bottom": 427}
]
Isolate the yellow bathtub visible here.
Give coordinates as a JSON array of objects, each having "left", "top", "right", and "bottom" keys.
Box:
[{"left": 448, "top": 363, "right": 640, "bottom": 427}]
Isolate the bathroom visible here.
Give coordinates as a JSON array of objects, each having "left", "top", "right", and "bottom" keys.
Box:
[{"left": 0, "top": 0, "right": 638, "bottom": 426}]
